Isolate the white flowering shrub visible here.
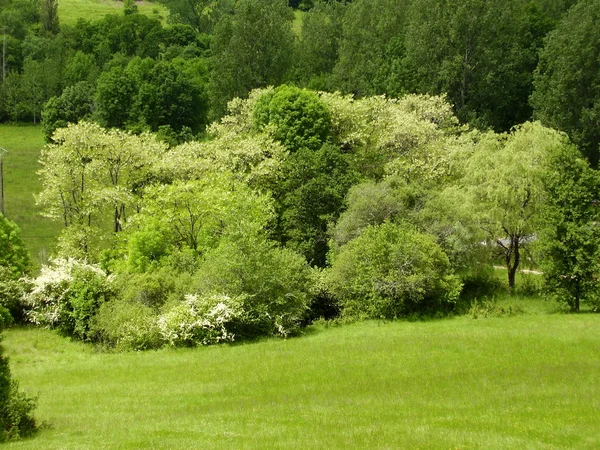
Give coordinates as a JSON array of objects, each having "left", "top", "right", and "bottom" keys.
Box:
[
  {"left": 157, "top": 294, "right": 243, "bottom": 347},
  {"left": 22, "top": 258, "right": 111, "bottom": 339}
]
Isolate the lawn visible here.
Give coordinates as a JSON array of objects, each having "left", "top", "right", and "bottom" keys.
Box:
[
  {"left": 0, "top": 124, "right": 62, "bottom": 267},
  {"left": 3, "top": 313, "right": 599, "bottom": 449},
  {"left": 58, "top": 0, "right": 168, "bottom": 26}
]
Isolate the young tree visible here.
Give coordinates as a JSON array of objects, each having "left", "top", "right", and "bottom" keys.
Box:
[{"left": 463, "top": 122, "right": 563, "bottom": 290}]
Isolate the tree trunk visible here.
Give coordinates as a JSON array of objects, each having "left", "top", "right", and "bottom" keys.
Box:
[{"left": 506, "top": 236, "right": 520, "bottom": 292}]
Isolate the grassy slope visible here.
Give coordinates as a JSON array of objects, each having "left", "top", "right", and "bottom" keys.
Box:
[
  {"left": 0, "top": 124, "right": 62, "bottom": 266},
  {"left": 58, "top": 0, "right": 168, "bottom": 26},
  {"left": 3, "top": 314, "right": 600, "bottom": 449}
]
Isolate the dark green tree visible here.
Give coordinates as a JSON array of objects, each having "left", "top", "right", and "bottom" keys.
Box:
[
  {"left": 403, "top": 0, "right": 553, "bottom": 131},
  {"left": 531, "top": 0, "right": 600, "bottom": 168},
  {"left": 208, "top": 0, "right": 295, "bottom": 118},
  {"left": 332, "top": 0, "right": 410, "bottom": 97},
  {"left": 42, "top": 81, "right": 95, "bottom": 140},
  {"left": 539, "top": 137, "right": 600, "bottom": 312},
  {"left": 137, "top": 58, "right": 209, "bottom": 133},
  {"left": 40, "top": 0, "right": 59, "bottom": 35}
]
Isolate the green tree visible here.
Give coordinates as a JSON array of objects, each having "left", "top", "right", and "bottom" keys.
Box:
[
  {"left": 531, "top": 0, "right": 600, "bottom": 168},
  {"left": 42, "top": 81, "right": 95, "bottom": 141},
  {"left": 208, "top": 0, "right": 295, "bottom": 118},
  {"left": 0, "top": 213, "right": 30, "bottom": 278},
  {"left": 332, "top": 0, "right": 410, "bottom": 97},
  {"left": 253, "top": 84, "right": 332, "bottom": 152},
  {"left": 294, "top": 0, "right": 346, "bottom": 90},
  {"left": 462, "top": 122, "right": 562, "bottom": 290},
  {"left": 137, "top": 58, "right": 209, "bottom": 133},
  {"left": 40, "top": 0, "right": 59, "bottom": 35},
  {"left": 403, "top": 0, "right": 552, "bottom": 131},
  {"left": 94, "top": 64, "right": 137, "bottom": 129},
  {"left": 538, "top": 137, "right": 600, "bottom": 312}
]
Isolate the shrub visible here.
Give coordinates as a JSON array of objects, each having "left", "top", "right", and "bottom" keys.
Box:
[
  {"left": 0, "top": 309, "right": 37, "bottom": 441},
  {"left": 89, "top": 299, "right": 162, "bottom": 351},
  {"left": 193, "top": 236, "right": 312, "bottom": 338},
  {"left": 326, "top": 222, "right": 462, "bottom": 319},
  {"left": 22, "top": 259, "right": 111, "bottom": 340},
  {"left": 157, "top": 294, "right": 242, "bottom": 346},
  {"left": 0, "top": 267, "right": 28, "bottom": 323}
]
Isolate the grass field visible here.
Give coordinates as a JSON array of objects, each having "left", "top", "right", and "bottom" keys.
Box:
[
  {"left": 58, "top": 0, "right": 168, "bottom": 26},
  {"left": 2, "top": 312, "right": 600, "bottom": 449},
  {"left": 0, "top": 124, "right": 62, "bottom": 267}
]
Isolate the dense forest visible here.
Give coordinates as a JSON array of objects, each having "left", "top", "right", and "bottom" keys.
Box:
[{"left": 0, "top": 1, "right": 599, "bottom": 348}]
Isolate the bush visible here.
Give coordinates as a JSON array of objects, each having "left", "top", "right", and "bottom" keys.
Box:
[
  {"left": 326, "top": 222, "right": 462, "bottom": 319},
  {"left": 0, "top": 267, "right": 28, "bottom": 323},
  {"left": 89, "top": 299, "right": 162, "bottom": 351},
  {"left": 157, "top": 294, "right": 242, "bottom": 347},
  {"left": 0, "top": 311, "right": 37, "bottom": 441},
  {"left": 193, "top": 236, "right": 312, "bottom": 338},
  {"left": 22, "top": 259, "right": 111, "bottom": 340}
]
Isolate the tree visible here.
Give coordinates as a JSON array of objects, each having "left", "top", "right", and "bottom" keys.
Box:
[
  {"left": 253, "top": 84, "right": 332, "bottom": 152},
  {"left": 137, "top": 58, "right": 209, "bottom": 134},
  {"left": 0, "top": 212, "right": 30, "bottom": 278},
  {"left": 40, "top": 0, "right": 59, "bottom": 35},
  {"left": 531, "top": 0, "right": 600, "bottom": 168},
  {"left": 332, "top": 0, "right": 410, "bottom": 97},
  {"left": 208, "top": 0, "right": 295, "bottom": 118},
  {"left": 294, "top": 0, "right": 346, "bottom": 90},
  {"left": 403, "top": 0, "right": 553, "bottom": 131},
  {"left": 462, "top": 122, "right": 562, "bottom": 290},
  {"left": 94, "top": 64, "right": 137, "bottom": 129},
  {"left": 42, "top": 81, "right": 94, "bottom": 140},
  {"left": 538, "top": 138, "right": 600, "bottom": 312},
  {"left": 37, "top": 122, "right": 167, "bottom": 256}
]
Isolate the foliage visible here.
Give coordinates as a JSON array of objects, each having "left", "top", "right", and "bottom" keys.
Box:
[
  {"left": 538, "top": 136, "right": 600, "bottom": 311},
  {"left": 531, "top": 0, "right": 600, "bottom": 167},
  {"left": 209, "top": 0, "right": 295, "bottom": 118},
  {"left": 0, "top": 213, "right": 30, "bottom": 278},
  {"left": 0, "top": 266, "right": 28, "bottom": 323},
  {"left": 326, "top": 222, "right": 461, "bottom": 319},
  {"left": 41, "top": 81, "right": 95, "bottom": 141},
  {"left": 22, "top": 258, "right": 111, "bottom": 340},
  {"left": 253, "top": 84, "right": 332, "bottom": 152},
  {"left": 274, "top": 143, "right": 358, "bottom": 266},
  {"left": 193, "top": 235, "right": 312, "bottom": 338},
  {"left": 332, "top": 0, "right": 410, "bottom": 97},
  {"left": 89, "top": 299, "right": 162, "bottom": 351},
  {"left": 37, "top": 122, "right": 167, "bottom": 257},
  {"left": 403, "top": 0, "right": 553, "bottom": 131},
  {"left": 461, "top": 122, "right": 560, "bottom": 289}
]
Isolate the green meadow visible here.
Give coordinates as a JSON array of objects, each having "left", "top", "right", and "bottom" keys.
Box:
[
  {"left": 0, "top": 124, "right": 62, "bottom": 266},
  {"left": 58, "top": 0, "right": 168, "bottom": 26},
  {"left": 3, "top": 312, "right": 600, "bottom": 449}
]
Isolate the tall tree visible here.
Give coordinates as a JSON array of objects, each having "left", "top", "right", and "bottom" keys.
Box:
[
  {"left": 531, "top": 0, "right": 600, "bottom": 168},
  {"left": 208, "top": 0, "right": 295, "bottom": 119},
  {"left": 40, "top": 0, "right": 59, "bottom": 35},
  {"left": 332, "top": 0, "right": 410, "bottom": 97},
  {"left": 403, "top": 0, "right": 553, "bottom": 131}
]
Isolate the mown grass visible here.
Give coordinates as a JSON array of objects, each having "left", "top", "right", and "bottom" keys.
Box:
[
  {"left": 3, "top": 312, "right": 600, "bottom": 449},
  {"left": 58, "top": 0, "right": 168, "bottom": 27},
  {"left": 0, "top": 124, "right": 62, "bottom": 267}
]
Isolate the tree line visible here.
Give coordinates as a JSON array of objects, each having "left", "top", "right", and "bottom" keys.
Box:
[{"left": 0, "top": 0, "right": 599, "bottom": 167}]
